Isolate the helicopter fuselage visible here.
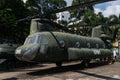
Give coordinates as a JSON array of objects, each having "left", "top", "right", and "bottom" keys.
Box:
[{"left": 15, "top": 32, "right": 113, "bottom": 63}]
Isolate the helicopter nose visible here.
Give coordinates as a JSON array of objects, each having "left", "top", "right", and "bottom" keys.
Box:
[
  {"left": 15, "top": 48, "right": 37, "bottom": 62},
  {"left": 15, "top": 45, "right": 39, "bottom": 62},
  {"left": 15, "top": 49, "right": 23, "bottom": 60},
  {"left": 22, "top": 48, "right": 38, "bottom": 62}
]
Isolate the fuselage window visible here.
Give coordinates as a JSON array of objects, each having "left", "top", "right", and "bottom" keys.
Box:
[
  {"left": 39, "top": 36, "right": 48, "bottom": 54},
  {"left": 59, "top": 40, "right": 65, "bottom": 48},
  {"left": 37, "top": 36, "right": 41, "bottom": 44},
  {"left": 96, "top": 44, "right": 99, "bottom": 48},
  {"left": 87, "top": 43, "right": 91, "bottom": 48},
  {"left": 41, "top": 36, "right": 48, "bottom": 44},
  {"left": 24, "top": 36, "right": 37, "bottom": 44},
  {"left": 36, "top": 35, "right": 48, "bottom": 44},
  {"left": 75, "top": 42, "right": 80, "bottom": 48}
]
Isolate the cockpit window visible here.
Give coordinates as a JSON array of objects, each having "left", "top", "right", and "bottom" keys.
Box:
[
  {"left": 24, "top": 36, "right": 37, "bottom": 44},
  {"left": 24, "top": 35, "right": 48, "bottom": 45},
  {"left": 37, "top": 36, "right": 41, "bottom": 44},
  {"left": 41, "top": 36, "right": 48, "bottom": 44},
  {"left": 36, "top": 36, "right": 48, "bottom": 44}
]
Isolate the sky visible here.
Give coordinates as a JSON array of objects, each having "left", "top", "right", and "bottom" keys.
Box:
[
  {"left": 94, "top": 0, "right": 120, "bottom": 17},
  {"left": 65, "top": 0, "right": 120, "bottom": 17},
  {"left": 23, "top": 0, "right": 120, "bottom": 17}
]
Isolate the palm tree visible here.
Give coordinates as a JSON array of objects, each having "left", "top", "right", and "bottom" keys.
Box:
[
  {"left": 103, "top": 14, "right": 120, "bottom": 41},
  {"left": 111, "top": 15, "right": 120, "bottom": 41},
  {"left": 107, "top": 15, "right": 118, "bottom": 25}
]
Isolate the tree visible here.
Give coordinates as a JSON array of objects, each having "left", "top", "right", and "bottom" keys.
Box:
[
  {"left": 0, "top": 0, "right": 6, "bottom": 9},
  {"left": 25, "top": 0, "right": 66, "bottom": 15},
  {"left": 0, "top": 0, "right": 30, "bottom": 43},
  {"left": 0, "top": 8, "right": 16, "bottom": 38},
  {"left": 67, "top": 0, "right": 95, "bottom": 36},
  {"left": 71, "top": 0, "right": 94, "bottom": 19},
  {"left": 107, "top": 15, "right": 120, "bottom": 41}
]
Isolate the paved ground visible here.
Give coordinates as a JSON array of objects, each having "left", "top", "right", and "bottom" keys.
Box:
[{"left": 0, "top": 62, "right": 120, "bottom": 80}]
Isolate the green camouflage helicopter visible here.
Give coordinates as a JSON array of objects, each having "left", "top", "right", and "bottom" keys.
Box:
[{"left": 15, "top": 0, "right": 116, "bottom": 67}]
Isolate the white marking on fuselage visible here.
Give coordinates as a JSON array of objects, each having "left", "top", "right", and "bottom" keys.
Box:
[{"left": 93, "top": 50, "right": 101, "bottom": 55}]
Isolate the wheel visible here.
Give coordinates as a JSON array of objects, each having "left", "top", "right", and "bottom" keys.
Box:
[
  {"left": 104, "top": 58, "right": 107, "bottom": 61},
  {"left": 81, "top": 59, "right": 90, "bottom": 67},
  {"left": 107, "top": 57, "right": 115, "bottom": 64},
  {"left": 100, "top": 58, "right": 102, "bottom": 61},
  {"left": 56, "top": 62, "right": 62, "bottom": 67}
]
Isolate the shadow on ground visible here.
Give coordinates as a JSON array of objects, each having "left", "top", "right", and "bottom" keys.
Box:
[
  {"left": 2, "top": 77, "right": 18, "bottom": 80},
  {"left": 74, "top": 71, "right": 120, "bottom": 80},
  {"left": 26, "top": 62, "right": 119, "bottom": 80},
  {"left": 27, "top": 62, "right": 114, "bottom": 75},
  {"left": 3, "top": 62, "right": 119, "bottom": 80}
]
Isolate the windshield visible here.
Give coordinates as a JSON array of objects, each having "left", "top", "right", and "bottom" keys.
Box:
[
  {"left": 24, "top": 36, "right": 37, "bottom": 44},
  {"left": 24, "top": 34, "right": 48, "bottom": 45},
  {"left": 36, "top": 35, "right": 48, "bottom": 44}
]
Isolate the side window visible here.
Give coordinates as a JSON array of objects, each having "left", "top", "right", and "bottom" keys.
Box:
[
  {"left": 37, "top": 36, "right": 41, "bottom": 44},
  {"left": 41, "top": 36, "right": 48, "bottom": 44},
  {"left": 36, "top": 35, "right": 48, "bottom": 44},
  {"left": 40, "top": 36, "right": 48, "bottom": 54},
  {"left": 96, "top": 44, "right": 99, "bottom": 48},
  {"left": 87, "top": 43, "right": 91, "bottom": 48},
  {"left": 59, "top": 40, "right": 65, "bottom": 48},
  {"left": 75, "top": 42, "right": 80, "bottom": 48}
]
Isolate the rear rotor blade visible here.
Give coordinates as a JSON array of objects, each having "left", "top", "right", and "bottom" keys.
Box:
[{"left": 49, "top": 0, "right": 115, "bottom": 14}]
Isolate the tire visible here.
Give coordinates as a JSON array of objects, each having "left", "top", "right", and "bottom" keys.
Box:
[
  {"left": 81, "top": 59, "right": 90, "bottom": 67},
  {"left": 56, "top": 62, "right": 62, "bottom": 67},
  {"left": 107, "top": 57, "right": 115, "bottom": 64}
]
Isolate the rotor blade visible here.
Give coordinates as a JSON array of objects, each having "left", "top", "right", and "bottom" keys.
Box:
[
  {"left": 18, "top": 0, "right": 115, "bottom": 21},
  {"left": 49, "top": 0, "right": 116, "bottom": 14},
  {"left": 17, "top": 14, "right": 40, "bottom": 22}
]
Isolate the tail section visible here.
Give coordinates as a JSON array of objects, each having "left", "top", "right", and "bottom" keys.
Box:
[{"left": 91, "top": 26, "right": 102, "bottom": 38}]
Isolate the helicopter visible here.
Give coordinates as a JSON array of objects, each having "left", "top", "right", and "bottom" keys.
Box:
[{"left": 15, "top": 0, "right": 116, "bottom": 67}]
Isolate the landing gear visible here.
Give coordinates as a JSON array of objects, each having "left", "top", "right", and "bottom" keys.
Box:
[
  {"left": 56, "top": 62, "right": 62, "bottom": 67},
  {"left": 81, "top": 59, "right": 90, "bottom": 67},
  {"left": 107, "top": 57, "right": 115, "bottom": 64},
  {"left": 99, "top": 58, "right": 107, "bottom": 62}
]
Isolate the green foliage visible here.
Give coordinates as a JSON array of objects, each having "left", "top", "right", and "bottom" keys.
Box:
[
  {"left": 45, "top": 0, "right": 66, "bottom": 7},
  {"left": 70, "top": 0, "right": 93, "bottom": 18},
  {"left": 106, "top": 15, "right": 120, "bottom": 41},
  {"left": 0, "top": 0, "right": 67, "bottom": 43},
  {"left": 0, "top": 0, "right": 30, "bottom": 43},
  {"left": 83, "top": 9, "right": 96, "bottom": 25},
  {"left": 0, "top": 8, "right": 16, "bottom": 27},
  {"left": 25, "top": 0, "right": 66, "bottom": 20},
  {"left": 25, "top": 0, "right": 66, "bottom": 14},
  {"left": 0, "top": 0, "right": 5, "bottom": 9},
  {"left": 107, "top": 15, "right": 119, "bottom": 25},
  {"left": 0, "top": 0, "right": 120, "bottom": 43},
  {"left": 0, "top": 8, "right": 16, "bottom": 37}
]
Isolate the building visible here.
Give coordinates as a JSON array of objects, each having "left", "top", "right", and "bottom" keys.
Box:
[{"left": 56, "top": 11, "right": 70, "bottom": 23}]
